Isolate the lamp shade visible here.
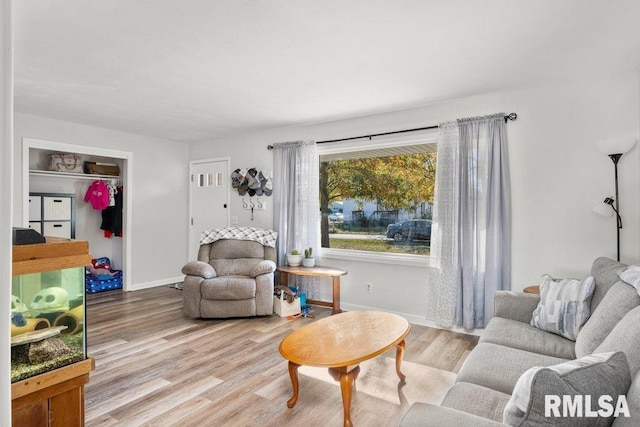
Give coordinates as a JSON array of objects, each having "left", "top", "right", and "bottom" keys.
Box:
[
  {"left": 592, "top": 202, "right": 614, "bottom": 217},
  {"left": 596, "top": 136, "right": 637, "bottom": 155}
]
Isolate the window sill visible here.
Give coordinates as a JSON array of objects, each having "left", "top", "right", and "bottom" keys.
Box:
[{"left": 320, "top": 248, "right": 429, "bottom": 268}]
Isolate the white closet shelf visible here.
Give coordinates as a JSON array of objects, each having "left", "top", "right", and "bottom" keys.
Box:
[{"left": 30, "top": 170, "right": 122, "bottom": 181}]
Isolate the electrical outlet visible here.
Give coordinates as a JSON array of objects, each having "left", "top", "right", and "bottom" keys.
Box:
[
  {"left": 231, "top": 215, "right": 238, "bottom": 225},
  {"left": 365, "top": 282, "right": 373, "bottom": 293}
]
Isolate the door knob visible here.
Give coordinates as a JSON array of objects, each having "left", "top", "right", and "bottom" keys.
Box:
[{"left": 223, "top": 204, "right": 227, "bottom": 208}]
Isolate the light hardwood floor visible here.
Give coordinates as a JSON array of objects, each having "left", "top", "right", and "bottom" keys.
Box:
[{"left": 85, "top": 286, "right": 478, "bottom": 426}]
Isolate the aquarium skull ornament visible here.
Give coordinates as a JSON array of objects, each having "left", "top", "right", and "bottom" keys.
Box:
[
  {"left": 11, "top": 295, "right": 28, "bottom": 313},
  {"left": 30, "top": 287, "right": 69, "bottom": 312}
]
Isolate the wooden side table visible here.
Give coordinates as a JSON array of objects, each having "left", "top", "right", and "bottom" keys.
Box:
[
  {"left": 523, "top": 285, "right": 540, "bottom": 294},
  {"left": 277, "top": 265, "right": 347, "bottom": 315}
]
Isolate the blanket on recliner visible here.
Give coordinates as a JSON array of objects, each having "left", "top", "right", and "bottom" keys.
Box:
[{"left": 200, "top": 227, "right": 278, "bottom": 248}]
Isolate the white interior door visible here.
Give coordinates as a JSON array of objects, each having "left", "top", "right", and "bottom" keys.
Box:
[{"left": 189, "top": 159, "right": 230, "bottom": 260}]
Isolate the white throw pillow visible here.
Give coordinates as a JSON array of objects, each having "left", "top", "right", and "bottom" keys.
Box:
[
  {"left": 618, "top": 265, "right": 640, "bottom": 296},
  {"left": 503, "top": 352, "right": 631, "bottom": 426},
  {"left": 530, "top": 275, "right": 596, "bottom": 341}
]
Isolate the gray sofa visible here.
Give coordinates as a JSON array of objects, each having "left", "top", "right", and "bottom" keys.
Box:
[
  {"left": 182, "top": 239, "right": 277, "bottom": 318},
  {"left": 401, "top": 257, "right": 640, "bottom": 426}
]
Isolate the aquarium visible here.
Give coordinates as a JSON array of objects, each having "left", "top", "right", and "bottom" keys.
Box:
[{"left": 11, "top": 238, "right": 89, "bottom": 384}]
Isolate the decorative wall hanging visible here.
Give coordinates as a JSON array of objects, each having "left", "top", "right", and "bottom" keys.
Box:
[{"left": 231, "top": 168, "right": 273, "bottom": 197}]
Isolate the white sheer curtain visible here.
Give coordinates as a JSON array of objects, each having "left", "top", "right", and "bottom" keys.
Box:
[
  {"left": 427, "top": 113, "right": 511, "bottom": 329},
  {"left": 272, "top": 140, "right": 322, "bottom": 296}
]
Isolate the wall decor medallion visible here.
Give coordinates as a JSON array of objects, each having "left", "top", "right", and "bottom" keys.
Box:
[{"left": 231, "top": 168, "right": 273, "bottom": 196}]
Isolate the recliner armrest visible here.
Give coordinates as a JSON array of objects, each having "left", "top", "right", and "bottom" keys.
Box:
[
  {"left": 400, "top": 403, "right": 505, "bottom": 427},
  {"left": 250, "top": 260, "right": 276, "bottom": 277},
  {"left": 182, "top": 261, "right": 216, "bottom": 279},
  {"left": 494, "top": 290, "right": 540, "bottom": 323}
]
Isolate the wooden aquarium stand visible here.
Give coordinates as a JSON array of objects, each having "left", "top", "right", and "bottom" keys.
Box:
[
  {"left": 12, "top": 236, "right": 91, "bottom": 276},
  {"left": 11, "top": 358, "right": 95, "bottom": 427},
  {"left": 11, "top": 237, "right": 94, "bottom": 426}
]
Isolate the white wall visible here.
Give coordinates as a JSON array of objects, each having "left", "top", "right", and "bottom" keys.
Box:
[
  {"left": 191, "top": 141, "right": 276, "bottom": 229},
  {"left": 13, "top": 113, "right": 191, "bottom": 288},
  {"left": 1, "top": 0, "right": 12, "bottom": 423},
  {"left": 191, "top": 71, "right": 640, "bottom": 328}
]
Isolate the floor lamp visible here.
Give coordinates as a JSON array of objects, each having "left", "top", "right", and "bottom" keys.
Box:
[{"left": 592, "top": 136, "right": 637, "bottom": 261}]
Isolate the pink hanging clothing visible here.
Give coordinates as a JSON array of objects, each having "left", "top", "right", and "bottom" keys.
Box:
[{"left": 84, "top": 180, "right": 110, "bottom": 210}]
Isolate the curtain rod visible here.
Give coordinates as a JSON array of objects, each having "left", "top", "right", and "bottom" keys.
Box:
[{"left": 267, "top": 112, "right": 517, "bottom": 150}]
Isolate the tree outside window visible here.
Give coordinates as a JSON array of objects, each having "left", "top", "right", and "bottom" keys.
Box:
[{"left": 319, "top": 147, "right": 436, "bottom": 255}]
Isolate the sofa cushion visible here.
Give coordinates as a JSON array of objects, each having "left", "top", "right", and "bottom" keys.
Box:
[
  {"left": 612, "top": 370, "right": 640, "bottom": 426},
  {"left": 442, "top": 382, "right": 512, "bottom": 423},
  {"left": 200, "top": 277, "right": 256, "bottom": 300},
  {"left": 575, "top": 281, "right": 640, "bottom": 358},
  {"left": 209, "top": 239, "right": 266, "bottom": 260},
  {"left": 481, "top": 317, "right": 576, "bottom": 359},
  {"left": 400, "top": 402, "right": 505, "bottom": 427},
  {"left": 211, "top": 258, "right": 262, "bottom": 277},
  {"left": 591, "top": 257, "right": 628, "bottom": 312},
  {"left": 503, "top": 351, "right": 631, "bottom": 427},
  {"left": 456, "top": 343, "right": 569, "bottom": 395},
  {"left": 595, "top": 305, "right": 640, "bottom": 378},
  {"left": 531, "top": 275, "right": 595, "bottom": 341}
]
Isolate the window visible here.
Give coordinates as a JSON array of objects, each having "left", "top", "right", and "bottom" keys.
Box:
[
  {"left": 196, "top": 172, "right": 223, "bottom": 188},
  {"left": 318, "top": 133, "right": 437, "bottom": 259}
]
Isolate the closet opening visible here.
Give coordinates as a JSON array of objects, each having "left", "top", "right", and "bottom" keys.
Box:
[{"left": 22, "top": 137, "right": 133, "bottom": 292}]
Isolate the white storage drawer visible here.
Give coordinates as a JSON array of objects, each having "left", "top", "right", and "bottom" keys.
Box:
[
  {"left": 43, "top": 222, "right": 72, "bottom": 238},
  {"left": 28, "top": 221, "right": 42, "bottom": 234},
  {"left": 29, "top": 196, "right": 42, "bottom": 221},
  {"left": 29, "top": 193, "right": 75, "bottom": 239},
  {"left": 43, "top": 196, "right": 72, "bottom": 220}
]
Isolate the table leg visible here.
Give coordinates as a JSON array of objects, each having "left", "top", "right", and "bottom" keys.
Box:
[
  {"left": 339, "top": 369, "right": 356, "bottom": 427},
  {"left": 286, "top": 361, "right": 300, "bottom": 408},
  {"left": 332, "top": 276, "right": 342, "bottom": 315},
  {"left": 396, "top": 340, "right": 406, "bottom": 381},
  {"left": 279, "top": 271, "right": 288, "bottom": 287}
]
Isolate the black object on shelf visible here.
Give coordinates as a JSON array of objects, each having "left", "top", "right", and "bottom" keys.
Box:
[{"left": 12, "top": 227, "right": 46, "bottom": 245}]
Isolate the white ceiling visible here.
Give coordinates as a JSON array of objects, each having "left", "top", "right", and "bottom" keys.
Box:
[{"left": 13, "top": 0, "right": 640, "bottom": 143}]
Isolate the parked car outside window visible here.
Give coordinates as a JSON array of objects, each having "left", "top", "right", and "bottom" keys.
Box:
[
  {"left": 386, "top": 219, "right": 432, "bottom": 242},
  {"left": 328, "top": 212, "right": 344, "bottom": 221}
]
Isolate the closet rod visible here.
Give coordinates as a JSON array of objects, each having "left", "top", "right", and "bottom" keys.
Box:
[{"left": 267, "top": 112, "right": 517, "bottom": 149}]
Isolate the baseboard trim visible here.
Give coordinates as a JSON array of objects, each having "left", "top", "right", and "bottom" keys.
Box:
[
  {"left": 122, "top": 282, "right": 483, "bottom": 337},
  {"left": 340, "top": 302, "right": 483, "bottom": 337},
  {"left": 127, "top": 276, "right": 183, "bottom": 291}
]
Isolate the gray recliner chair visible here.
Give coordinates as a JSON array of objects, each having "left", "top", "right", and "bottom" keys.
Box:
[{"left": 181, "top": 238, "right": 277, "bottom": 318}]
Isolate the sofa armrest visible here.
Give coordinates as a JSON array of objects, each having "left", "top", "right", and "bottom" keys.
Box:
[
  {"left": 400, "top": 403, "right": 505, "bottom": 427},
  {"left": 250, "top": 260, "right": 276, "bottom": 277},
  {"left": 494, "top": 291, "right": 540, "bottom": 323},
  {"left": 182, "top": 261, "right": 216, "bottom": 279}
]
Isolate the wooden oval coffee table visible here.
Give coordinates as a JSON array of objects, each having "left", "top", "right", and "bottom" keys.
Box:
[{"left": 279, "top": 311, "right": 411, "bottom": 427}]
